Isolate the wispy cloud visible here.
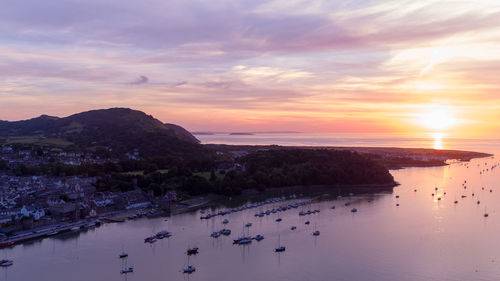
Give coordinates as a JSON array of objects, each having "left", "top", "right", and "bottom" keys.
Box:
[
  {"left": 1, "top": 0, "right": 500, "bottom": 136},
  {"left": 129, "top": 75, "right": 149, "bottom": 85}
]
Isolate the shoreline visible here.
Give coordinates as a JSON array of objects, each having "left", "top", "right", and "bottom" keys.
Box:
[{"left": 170, "top": 182, "right": 398, "bottom": 215}]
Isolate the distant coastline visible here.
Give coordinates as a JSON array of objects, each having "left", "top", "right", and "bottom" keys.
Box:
[
  {"left": 193, "top": 131, "right": 301, "bottom": 135},
  {"left": 229, "top": 132, "right": 255, "bottom": 135},
  {"left": 207, "top": 144, "right": 493, "bottom": 170}
]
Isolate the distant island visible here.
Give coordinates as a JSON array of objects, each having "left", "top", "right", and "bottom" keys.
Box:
[
  {"left": 229, "top": 132, "right": 255, "bottom": 135},
  {"left": 192, "top": 132, "right": 215, "bottom": 135}
]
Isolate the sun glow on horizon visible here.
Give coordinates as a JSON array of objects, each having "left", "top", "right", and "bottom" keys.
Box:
[{"left": 417, "top": 105, "right": 458, "bottom": 131}]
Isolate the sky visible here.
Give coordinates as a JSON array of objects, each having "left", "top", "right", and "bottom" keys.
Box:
[{"left": 1, "top": 0, "right": 500, "bottom": 137}]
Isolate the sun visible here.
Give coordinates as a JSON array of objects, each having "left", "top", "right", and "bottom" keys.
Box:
[{"left": 418, "top": 105, "right": 457, "bottom": 130}]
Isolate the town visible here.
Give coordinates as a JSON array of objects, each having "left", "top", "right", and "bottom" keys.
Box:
[{"left": 0, "top": 144, "right": 174, "bottom": 247}]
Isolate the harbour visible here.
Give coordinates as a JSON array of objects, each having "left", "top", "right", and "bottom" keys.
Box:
[{"left": 1, "top": 153, "right": 499, "bottom": 281}]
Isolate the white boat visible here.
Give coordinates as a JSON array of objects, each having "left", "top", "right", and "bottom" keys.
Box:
[
  {"left": 183, "top": 265, "right": 196, "bottom": 274},
  {"left": 121, "top": 267, "right": 133, "bottom": 274}
]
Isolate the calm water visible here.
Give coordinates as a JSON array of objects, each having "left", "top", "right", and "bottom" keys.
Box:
[{"left": 1, "top": 137, "right": 500, "bottom": 281}]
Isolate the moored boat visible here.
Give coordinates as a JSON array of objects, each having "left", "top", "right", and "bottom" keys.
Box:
[
  {"left": 275, "top": 246, "right": 286, "bottom": 252},
  {"left": 183, "top": 265, "right": 196, "bottom": 274},
  {"left": 121, "top": 267, "right": 133, "bottom": 274},
  {"left": 233, "top": 236, "right": 252, "bottom": 244},
  {"left": 144, "top": 236, "right": 157, "bottom": 243},
  {"left": 0, "top": 260, "right": 13, "bottom": 267},
  {"left": 119, "top": 252, "right": 128, "bottom": 258},
  {"left": 187, "top": 247, "right": 199, "bottom": 255},
  {"left": 254, "top": 234, "right": 264, "bottom": 241}
]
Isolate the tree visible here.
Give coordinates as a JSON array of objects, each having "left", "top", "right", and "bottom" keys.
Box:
[
  {"left": 209, "top": 169, "right": 217, "bottom": 182},
  {"left": 0, "top": 160, "right": 8, "bottom": 171}
]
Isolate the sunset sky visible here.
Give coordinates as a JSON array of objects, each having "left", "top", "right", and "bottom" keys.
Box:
[{"left": 1, "top": 0, "right": 500, "bottom": 137}]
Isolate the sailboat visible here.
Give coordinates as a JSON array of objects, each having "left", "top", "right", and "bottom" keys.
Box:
[
  {"left": 233, "top": 224, "right": 252, "bottom": 245},
  {"left": 254, "top": 234, "right": 264, "bottom": 241},
  {"left": 275, "top": 234, "right": 286, "bottom": 252},
  {"left": 187, "top": 247, "right": 199, "bottom": 255},
  {"left": 183, "top": 266, "right": 196, "bottom": 274},
  {"left": 119, "top": 244, "right": 128, "bottom": 258},
  {"left": 120, "top": 255, "right": 133, "bottom": 274},
  {"left": 120, "top": 267, "right": 133, "bottom": 274},
  {"left": 0, "top": 260, "right": 13, "bottom": 267},
  {"left": 183, "top": 255, "right": 196, "bottom": 274},
  {"left": 312, "top": 221, "right": 320, "bottom": 236}
]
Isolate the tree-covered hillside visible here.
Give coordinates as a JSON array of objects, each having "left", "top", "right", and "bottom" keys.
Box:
[{"left": 240, "top": 149, "right": 395, "bottom": 188}]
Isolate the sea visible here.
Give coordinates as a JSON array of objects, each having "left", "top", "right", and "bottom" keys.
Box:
[
  {"left": 1, "top": 133, "right": 500, "bottom": 281},
  {"left": 196, "top": 132, "right": 500, "bottom": 152}
]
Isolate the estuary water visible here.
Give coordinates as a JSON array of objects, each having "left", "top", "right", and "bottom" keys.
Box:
[{"left": 1, "top": 135, "right": 500, "bottom": 281}]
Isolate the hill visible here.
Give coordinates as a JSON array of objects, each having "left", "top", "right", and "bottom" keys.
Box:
[
  {"left": 0, "top": 108, "right": 211, "bottom": 167},
  {"left": 164, "top": 123, "right": 200, "bottom": 144}
]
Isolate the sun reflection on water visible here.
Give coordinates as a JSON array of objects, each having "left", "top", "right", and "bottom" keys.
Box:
[{"left": 433, "top": 132, "right": 444, "bottom": 149}]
